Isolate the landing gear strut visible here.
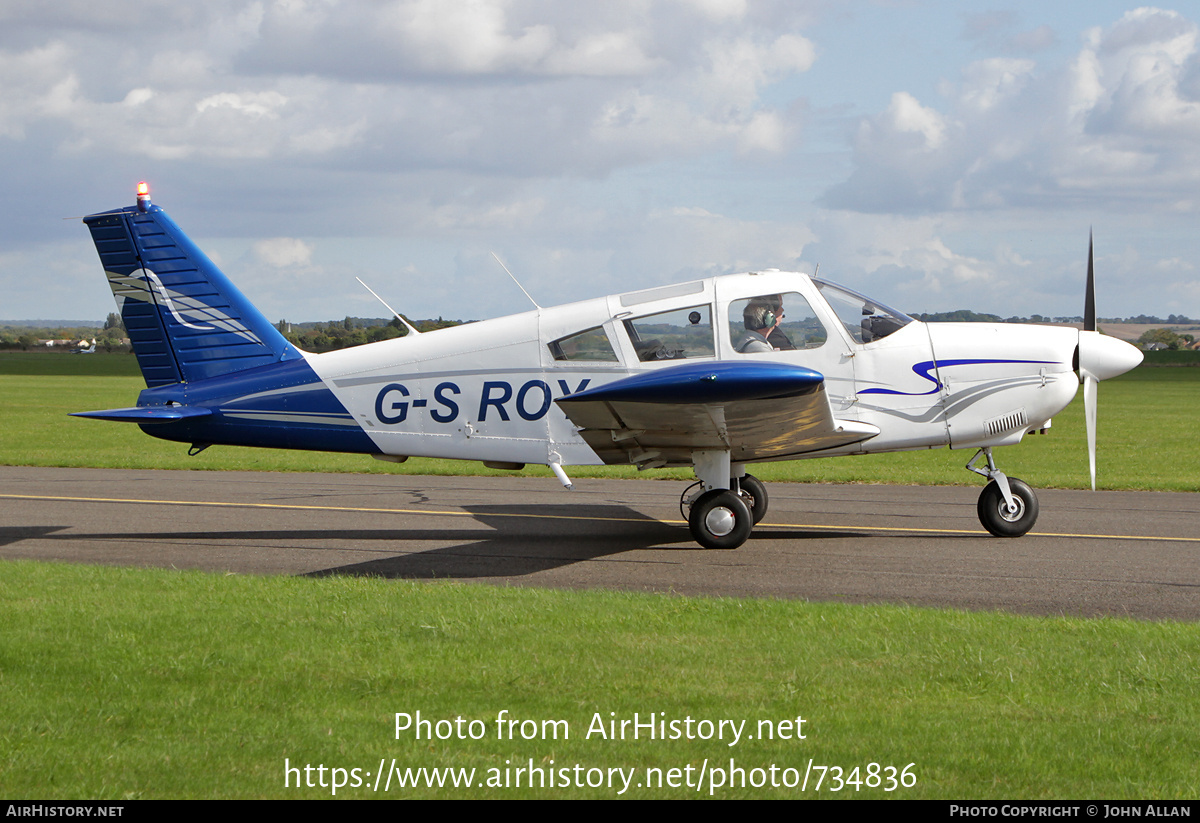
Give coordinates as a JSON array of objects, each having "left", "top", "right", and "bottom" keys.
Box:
[
  {"left": 681, "top": 451, "right": 770, "bottom": 548},
  {"left": 967, "top": 448, "right": 1039, "bottom": 537}
]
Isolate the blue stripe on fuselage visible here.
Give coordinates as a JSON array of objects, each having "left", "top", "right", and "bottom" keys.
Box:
[{"left": 857, "top": 359, "right": 1058, "bottom": 397}]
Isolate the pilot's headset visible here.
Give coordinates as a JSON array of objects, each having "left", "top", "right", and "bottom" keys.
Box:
[{"left": 744, "top": 302, "right": 777, "bottom": 330}]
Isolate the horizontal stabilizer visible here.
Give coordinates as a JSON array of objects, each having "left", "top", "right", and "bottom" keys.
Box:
[{"left": 71, "top": 406, "right": 213, "bottom": 424}]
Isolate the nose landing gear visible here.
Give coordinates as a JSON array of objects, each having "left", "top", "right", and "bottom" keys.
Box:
[{"left": 967, "top": 448, "right": 1039, "bottom": 537}]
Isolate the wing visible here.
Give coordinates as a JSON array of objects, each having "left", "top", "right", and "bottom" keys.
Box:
[{"left": 555, "top": 361, "right": 878, "bottom": 468}]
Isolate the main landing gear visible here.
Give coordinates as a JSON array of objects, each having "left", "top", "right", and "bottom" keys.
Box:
[
  {"left": 681, "top": 451, "right": 769, "bottom": 549},
  {"left": 967, "top": 447, "right": 1039, "bottom": 537},
  {"left": 680, "top": 447, "right": 1038, "bottom": 547}
]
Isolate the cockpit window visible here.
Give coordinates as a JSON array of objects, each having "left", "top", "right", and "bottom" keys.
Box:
[
  {"left": 814, "top": 279, "right": 914, "bottom": 344},
  {"left": 548, "top": 326, "right": 618, "bottom": 362},
  {"left": 623, "top": 305, "right": 715, "bottom": 361},
  {"left": 728, "top": 292, "right": 827, "bottom": 354}
]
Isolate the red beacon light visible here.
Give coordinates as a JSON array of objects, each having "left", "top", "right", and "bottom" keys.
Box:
[{"left": 136, "top": 181, "right": 151, "bottom": 212}]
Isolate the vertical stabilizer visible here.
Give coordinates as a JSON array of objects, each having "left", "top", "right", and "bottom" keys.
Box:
[{"left": 83, "top": 188, "right": 301, "bottom": 387}]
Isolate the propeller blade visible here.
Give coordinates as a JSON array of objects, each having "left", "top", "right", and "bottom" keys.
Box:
[
  {"left": 1083, "top": 374, "right": 1097, "bottom": 491},
  {"left": 1084, "top": 231, "right": 1096, "bottom": 332},
  {"left": 1077, "top": 331, "right": 1142, "bottom": 491},
  {"left": 1075, "top": 232, "right": 1141, "bottom": 490}
]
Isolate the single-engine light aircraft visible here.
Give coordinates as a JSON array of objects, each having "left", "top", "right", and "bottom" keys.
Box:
[{"left": 76, "top": 184, "right": 1142, "bottom": 549}]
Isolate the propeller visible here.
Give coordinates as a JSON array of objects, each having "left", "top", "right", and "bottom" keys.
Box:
[{"left": 1074, "top": 233, "right": 1143, "bottom": 490}]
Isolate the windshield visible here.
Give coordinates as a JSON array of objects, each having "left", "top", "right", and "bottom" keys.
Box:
[{"left": 813, "top": 279, "right": 914, "bottom": 344}]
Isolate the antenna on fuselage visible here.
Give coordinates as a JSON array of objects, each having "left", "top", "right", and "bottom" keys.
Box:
[
  {"left": 355, "top": 277, "right": 421, "bottom": 336},
  {"left": 490, "top": 251, "right": 541, "bottom": 310}
]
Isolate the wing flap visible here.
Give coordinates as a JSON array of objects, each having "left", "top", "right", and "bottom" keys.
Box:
[{"left": 556, "top": 362, "right": 878, "bottom": 466}]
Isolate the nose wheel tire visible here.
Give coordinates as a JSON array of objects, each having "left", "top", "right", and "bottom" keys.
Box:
[
  {"left": 688, "top": 489, "right": 753, "bottom": 549},
  {"left": 977, "top": 478, "right": 1039, "bottom": 537},
  {"left": 735, "top": 474, "right": 768, "bottom": 525}
]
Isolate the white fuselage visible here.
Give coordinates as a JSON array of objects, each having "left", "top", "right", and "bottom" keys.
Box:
[{"left": 306, "top": 270, "right": 1082, "bottom": 467}]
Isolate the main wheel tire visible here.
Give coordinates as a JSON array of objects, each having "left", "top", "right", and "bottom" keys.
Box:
[
  {"left": 977, "top": 478, "right": 1039, "bottom": 537},
  {"left": 688, "top": 489, "right": 753, "bottom": 549},
  {"left": 734, "top": 474, "right": 769, "bottom": 525}
]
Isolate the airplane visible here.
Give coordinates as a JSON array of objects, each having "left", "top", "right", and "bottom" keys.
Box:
[{"left": 73, "top": 183, "right": 1143, "bottom": 549}]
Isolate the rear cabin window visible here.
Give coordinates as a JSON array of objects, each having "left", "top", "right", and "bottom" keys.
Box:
[
  {"left": 623, "top": 305, "right": 715, "bottom": 361},
  {"left": 548, "top": 326, "right": 619, "bottom": 362}
]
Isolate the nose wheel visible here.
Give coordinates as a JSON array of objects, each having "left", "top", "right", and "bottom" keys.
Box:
[
  {"left": 967, "top": 448, "right": 1039, "bottom": 537},
  {"left": 977, "top": 477, "right": 1039, "bottom": 537}
]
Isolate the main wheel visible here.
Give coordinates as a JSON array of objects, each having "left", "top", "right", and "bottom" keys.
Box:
[
  {"left": 688, "top": 489, "right": 753, "bottom": 549},
  {"left": 734, "top": 474, "right": 769, "bottom": 525},
  {"left": 977, "top": 478, "right": 1039, "bottom": 537}
]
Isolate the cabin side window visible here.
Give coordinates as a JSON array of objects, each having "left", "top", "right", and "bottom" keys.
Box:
[
  {"left": 548, "top": 326, "right": 619, "bottom": 362},
  {"left": 623, "top": 305, "right": 715, "bottom": 361},
  {"left": 728, "top": 292, "right": 827, "bottom": 354}
]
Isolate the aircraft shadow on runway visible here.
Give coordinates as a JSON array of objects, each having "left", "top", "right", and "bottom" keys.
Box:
[
  {"left": 310, "top": 503, "right": 689, "bottom": 579},
  {"left": 2, "top": 503, "right": 868, "bottom": 580},
  {"left": 0, "top": 525, "right": 72, "bottom": 547},
  {"left": 308, "top": 503, "right": 872, "bottom": 579},
  {"left": 0, "top": 505, "right": 684, "bottom": 579}
]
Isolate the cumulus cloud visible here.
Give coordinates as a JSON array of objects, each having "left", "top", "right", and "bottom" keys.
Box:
[
  {"left": 10, "top": 2, "right": 1189, "bottom": 324},
  {"left": 0, "top": 1, "right": 816, "bottom": 188},
  {"left": 0, "top": 41, "right": 78, "bottom": 138},
  {"left": 825, "top": 7, "right": 1200, "bottom": 214}
]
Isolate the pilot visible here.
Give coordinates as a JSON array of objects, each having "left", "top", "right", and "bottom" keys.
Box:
[
  {"left": 763, "top": 294, "right": 796, "bottom": 351},
  {"left": 737, "top": 301, "right": 782, "bottom": 353}
]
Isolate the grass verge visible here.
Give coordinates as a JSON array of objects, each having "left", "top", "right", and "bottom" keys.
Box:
[{"left": 2, "top": 560, "right": 1197, "bottom": 799}]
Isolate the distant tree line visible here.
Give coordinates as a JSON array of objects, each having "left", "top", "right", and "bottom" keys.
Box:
[
  {"left": 275, "top": 316, "right": 466, "bottom": 352},
  {"left": 0, "top": 313, "right": 129, "bottom": 351},
  {"left": 1123, "top": 314, "right": 1198, "bottom": 325},
  {"left": 916, "top": 310, "right": 1198, "bottom": 325},
  {"left": 917, "top": 310, "right": 1088, "bottom": 324},
  {"left": 0, "top": 313, "right": 465, "bottom": 354}
]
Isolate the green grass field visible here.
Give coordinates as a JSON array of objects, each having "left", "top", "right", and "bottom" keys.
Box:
[
  {"left": 2, "top": 562, "right": 1197, "bottom": 799},
  {"left": 2, "top": 351, "right": 1197, "bottom": 799}
]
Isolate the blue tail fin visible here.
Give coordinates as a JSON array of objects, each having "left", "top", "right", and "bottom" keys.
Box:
[{"left": 83, "top": 190, "right": 302, "bottom": 388}]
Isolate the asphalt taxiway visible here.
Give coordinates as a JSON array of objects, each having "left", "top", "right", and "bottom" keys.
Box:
[{"left": 2, "top": 466, "right": 1197, "bottom": 620}]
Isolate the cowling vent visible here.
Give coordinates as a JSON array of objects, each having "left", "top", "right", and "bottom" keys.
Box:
[{"left": 985, "top": 408, "right": 1029, "bottom": 437}]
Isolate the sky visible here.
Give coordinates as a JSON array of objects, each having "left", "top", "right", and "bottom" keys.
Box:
[{"left": 2, "top": 0, "right": 1199, "bottom": 324}]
